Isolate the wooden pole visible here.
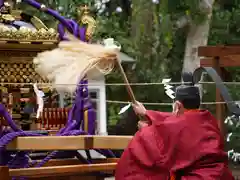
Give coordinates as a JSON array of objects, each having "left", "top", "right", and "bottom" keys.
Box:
[
  {"left": 116, "top": 59, "right": 145, "bottom": 123},
  {"left": 116, "top": 59, "right": 136, "bottom": 103}
]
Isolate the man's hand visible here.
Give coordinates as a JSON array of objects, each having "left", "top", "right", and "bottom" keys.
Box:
[
  {"left": 132, "top": 101, "right": 147, "bottom": 116},
  {"left": 133, "top": 102, "right": 150, "bottom": 129},
  {"left": 137, "top": 120, "right": 149, "bottom": 129},
  {"left": 172, "top": 101, "right": 184, "bottom": 116}
]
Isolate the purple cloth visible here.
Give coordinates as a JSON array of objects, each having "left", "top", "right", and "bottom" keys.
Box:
[
  {"left": 79, "top": 27, "right": 86, "bottom": 42},
  {"left": 24, "top": 0, "right": 72, "bottom": 31},
  {"left": 24, "top": 0, "right": 86, "bottom": 41}
]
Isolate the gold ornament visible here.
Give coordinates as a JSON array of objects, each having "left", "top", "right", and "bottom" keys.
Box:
[
  {"left": 0, "top": 25, "right": 59, "bottom": 41},
  {"left": 78, "top": 5, "right": 96, "bottom": 40}
]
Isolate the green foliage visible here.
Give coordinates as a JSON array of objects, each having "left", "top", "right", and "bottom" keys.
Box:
[
  {"left": 108, "top": 104, "right": 121, "bottom": 126},
  {"left": 18, "top": 0, "right": 209, "bottom": 115},
  {"left": 19, "top": 0, "right": 95, "bottom": 27},
  {"left": 92, "top": 0, "right": 215, "bottom": 123}
]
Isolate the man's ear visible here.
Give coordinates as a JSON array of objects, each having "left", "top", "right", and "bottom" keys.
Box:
[
  {"left": 173, "top": 101, "right": 184, "bottom": 115},
  {"left": 176, "top": 101, "right": 183, "bottom": 108}
]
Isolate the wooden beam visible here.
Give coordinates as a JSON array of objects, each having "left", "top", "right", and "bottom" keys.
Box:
[
  {"left": 41, "top": 158, "right": 119, "bottom": 167},
  {"left": 200, "top": 58, "right": 214, "bottom": 67},
  {"left": 201, "top": 57, "right": 240, "bottom": 67},
  {"left": 9, "top": 163, "right": 116, "bottom": 178},
  {"left": 0, "top": 42, "right": 57, "bottom": 52},
  {"left": 198, "top": 46, "right": 240, "bottom": 57},
  {"left": 7, "top": 135, "right": 132, "bottom": 150}
]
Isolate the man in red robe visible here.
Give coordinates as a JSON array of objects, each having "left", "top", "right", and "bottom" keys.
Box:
[{"left": 115, "top": 73, "right": 234, "bottom": 180}]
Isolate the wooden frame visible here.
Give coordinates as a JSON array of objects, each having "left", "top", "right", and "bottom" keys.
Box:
[
  {"left": 1, "top": 136, "right": 132, "bottom": 179},
  {"left": 9, "top": 163, "right": 117, "bottom": 178},
  {"left": 198, "top": 45, "right": 240, "bottom": 135},
  {"left": 198, "top": 46, "right": 240, "bottom": 57},
  {"left": 1, "top": 158, "right": 118, "bottom": 179},
  {"left": 0, "top": 41, "right": 57, "bottom": 52},
  {"left": 200, "top": 56, "right": 240, "bottom": 67},
  {"left": 7, "top": 135, "right": 133, "bottom": 150}
]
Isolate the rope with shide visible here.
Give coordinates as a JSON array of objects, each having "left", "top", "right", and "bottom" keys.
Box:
[
  {"left": 1, "top": 82, "right": 240, "bottom": 106},
  {"left": 0, "top": 81, "right": 240, "bottom": 86}
]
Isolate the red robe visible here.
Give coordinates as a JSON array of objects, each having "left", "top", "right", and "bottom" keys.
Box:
[{"left": 115, "top": 110, "right": 234, "bottom": 180}]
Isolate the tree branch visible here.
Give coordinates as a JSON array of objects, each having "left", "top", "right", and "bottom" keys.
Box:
[
  {"left": 176, "top": 0, "right": 214, "bottom": 29},
  {"left": 199, "top": 0, "right": 214, "bottom": 14},
  {"left": 175, "top": 15, "right": 190, "bottom": 29}
]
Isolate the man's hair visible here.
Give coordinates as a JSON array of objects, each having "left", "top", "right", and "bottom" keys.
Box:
[
  {"left": 178, "top": 97, "right": 200, "bottom": 109},
  {"left": 175, "top": 72, "right": 200, "bottom": 109}
]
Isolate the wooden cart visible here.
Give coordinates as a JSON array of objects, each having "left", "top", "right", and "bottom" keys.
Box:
[{"left": 0, "top": 135, "right": 132, "bottom": 179}]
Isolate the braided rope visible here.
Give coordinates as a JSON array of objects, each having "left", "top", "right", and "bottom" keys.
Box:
[{"left": 0, "top": 80, "right": 115, "bottom": 180}]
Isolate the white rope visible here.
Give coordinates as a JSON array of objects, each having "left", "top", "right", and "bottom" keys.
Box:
[
  {"left": 1, "top": 81, "right": 240, "bottom": 86},
  {"left": 91, "top": 99, "right": 239, "bottom": 106},
  {"left": 1, "top": 82, "right": 240, "bottom": 106},
  {"left": 7, "top": 97, "right": 238, "bottom": 106}
]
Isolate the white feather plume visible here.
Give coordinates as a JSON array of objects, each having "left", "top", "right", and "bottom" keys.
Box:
[{"left": 33, "top": 38, "right": 120, "bottom": 92}]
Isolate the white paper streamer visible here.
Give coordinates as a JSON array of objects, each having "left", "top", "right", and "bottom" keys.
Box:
[
  {"left": 225, "top": 115, "right": 240, "bottom": 162},
  {"left": 164, "top": 84, "right": 174, "bottom": 90},
  {"left": 118, "top": 103, "right": 131, "bottom": 115},
  {"left": 162, "top": 78, "right": 171, "bottom": 84},
  {"left": 162, "top": 78, "right": 175, "bottom": 99},
  {"left": 228, "top": 150, "right": 240, "bottom": 162},
  {"left": 165, "top": 89, "right": 175, "bottom": 99},
  {"left": 33, "top": 83, "right": 45, "bottom": 119},
  {"left": 227, "top": 132, "right": 232, "bottom": 142}
]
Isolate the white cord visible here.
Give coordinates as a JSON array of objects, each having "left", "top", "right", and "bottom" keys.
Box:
[{"left": 1, "top": 81, "right": 240, "bottom": 86}]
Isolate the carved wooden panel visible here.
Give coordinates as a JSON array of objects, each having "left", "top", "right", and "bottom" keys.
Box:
[
  {"left": 0, "top": 60, "right": 49, "bottom": 84},
  {"left": 0, "top": 50, "right": 38, "bottom": 57}
]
